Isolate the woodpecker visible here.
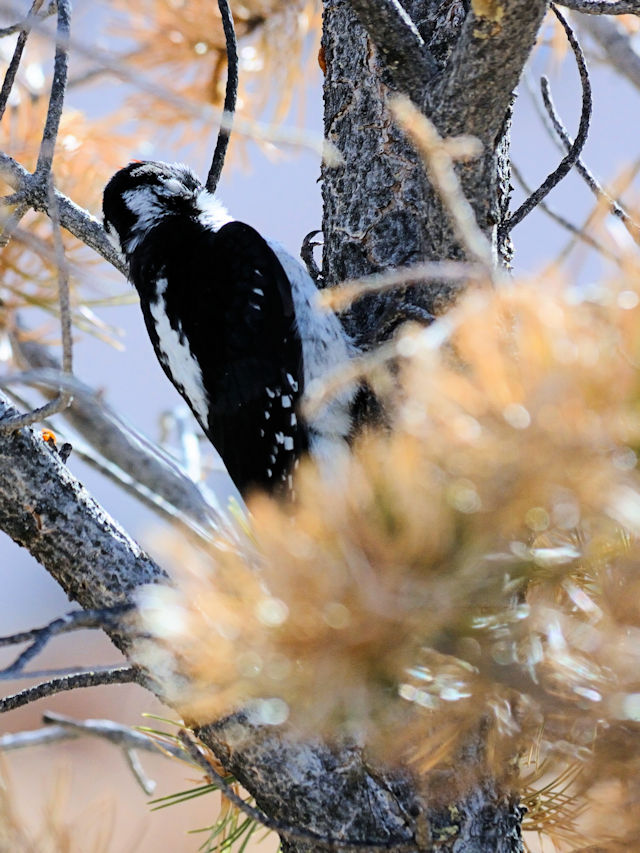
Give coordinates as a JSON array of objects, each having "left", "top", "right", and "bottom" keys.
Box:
[{"left": 102, "top": 160, "right": 355, "bottom": 497}]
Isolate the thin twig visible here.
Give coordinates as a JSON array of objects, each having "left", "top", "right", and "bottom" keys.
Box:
[
  {"left": 0, "top": 715, "right": 168, "bottom": 794},
  {"left": 554, "top": 162, "right": 640, "bottom": 264},
  {"left": 502, "top": 5, "right": 592, "bottom": 234},
  {"left": 205, "top": 0, "right": 238, "bottom": 194},
  {"left": 0, "top": 0, "right": 45, "bottom": 122},
  {"left": 0, "top": 606, "right": 134, "bottom": 678},
  {"left": 0, "top": 150, "right": 128, "bottom": 273},
  {"left": 389, "top": 95, "right": 495, "bottom": 274},
  {"left": 0, "top": 666, "right": 138, "bottom": 713},
  {"left": 125, "top": 748, "right": 157, "bottom": 795},
  {"left": 0, "top": 381, "right": 69, "bottom": 431},
  {"left": 179, "top": 730, "right": 417, "bottom": 851},
  {"left": 34, "top": 0, "right": 71, "bottom": 183},
  {"left": 557, "top": 0, "right": 640, "bottom": 13},
  {"left": 0, "top": 0, "right": 54, "bottom": 37},
  {"left": 576, "top": 14, "right": 640, "bottom": 92},
  {"left": 0, "top": 0, "right": 46, "bottom": 248},
  {"left": 0, "top": 711, "right": 183, "bottom": 758},
  {"left": 0, "top": 665, "right": 133, "bottom": 682},
  {"left": 0, "top": 174, "right": 75, "bottom": 433},
  {"left": 0, "top": 361, "right": 233, "bottom": 539},
  {"left": 0, "top": 724, "right": 76, "bottom": 749},
  {"left": 47, "top": 177, "right": 72, "bottom": 374},
  {"left": 510, "top": 161, "right": 617, "bottom": 259},
  {"left": 0, "top": 198, "right": 28, "bottom": 249},
  {"left": 539, "top": 75, "right": 640, "bottom": 241}
]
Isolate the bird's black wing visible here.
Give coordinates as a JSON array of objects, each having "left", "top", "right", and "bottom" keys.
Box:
[{"left": 130, "top": 216, "right": 308, "bottom": 496}]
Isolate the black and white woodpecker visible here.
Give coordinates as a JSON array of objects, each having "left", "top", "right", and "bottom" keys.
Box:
[{"left": 102, "top": 160, "right": 355, "bottom": 498}]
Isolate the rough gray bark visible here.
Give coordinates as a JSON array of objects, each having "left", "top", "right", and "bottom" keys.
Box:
[
  {"left": 0, "top": 0, "right": 554, "bottom": 849},
  {"left": 0, "top": 396, "right": 166, "bottom": 653},
  {"left": 201, "top": 716, "right": 524, "bottom": 852},
  {"left": 323, "top": 0, "right": 547, "bottom": 349}
]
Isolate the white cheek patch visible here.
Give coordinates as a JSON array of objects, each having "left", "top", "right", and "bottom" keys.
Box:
[{"left": 149, "top": 278, "right": 210, "bottom": 427}]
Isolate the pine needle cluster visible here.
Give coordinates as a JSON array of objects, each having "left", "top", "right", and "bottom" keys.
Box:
[
  {"left": 108, "top": 0, "right": 319, "bottom": 150},
  {"left": 137, "top": 263, "right": 640, "bottom": 849}
]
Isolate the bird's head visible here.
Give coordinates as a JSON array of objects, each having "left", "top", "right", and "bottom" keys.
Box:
[{"left": 102, "top": 160, "right": 203, "bottom": 257}]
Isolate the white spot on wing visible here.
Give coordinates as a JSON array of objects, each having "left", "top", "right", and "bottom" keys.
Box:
[{"left": 284, "top": 436, "right": 294, "bottom": 451}]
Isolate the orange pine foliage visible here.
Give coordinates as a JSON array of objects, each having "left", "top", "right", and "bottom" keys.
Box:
[{"left": 135, "top": 265, "right": 640, "bottom": 848}]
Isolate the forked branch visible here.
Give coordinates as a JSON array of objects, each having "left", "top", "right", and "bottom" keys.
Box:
[{"left": 502, "top": 5, "right": 592, "bottom": 235}]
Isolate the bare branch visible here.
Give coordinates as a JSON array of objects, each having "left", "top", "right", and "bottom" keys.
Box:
[
  {"left": 47, "top": 180, "right": 72, "bottom": 374},
  {"left": 0, "top": 606, "right": 134, "bottom": 678},
  {"left": 0, "top": 710, "right": 182, "bottom": 794},
  {"left": 205, "top": 0, "right": 238, "bottom": 194},
  {"left": 510, "top": 161, "right": 617, "bottom": 259},
  {"left": 347, "top": 0, "right": 437, "bottom": 103},
  {"left": 0, "top": 150, "right": 127, "bottom": 272},
  {"left": 539, "top": 70, "right": 640, "bottom": 240},
  {"left": 0, "top": 174, "right": 76, "bottom": 434},
  {"left": 0, "top": 723, "right": 76, "bottom": 749},
  {"left": 502, "top": 5, "right": 592, "bottom": 235},
  {"left": 557, "top": 0, "right": 640, "bottom": 13},
  {"left": 34, "top": 0, "right": 71, "bottom": 184},
  {"left": 0, "top": 0, "right": 53, "bottom": 37},
  {"left": 0, "top": 0, "right": 45, "bottom": 122},
  {"left": 576, "top": 13, "right": 640, "bottom": 90},
  {"left": 0, "top": 666, "right": 138, "bottom": 714}
]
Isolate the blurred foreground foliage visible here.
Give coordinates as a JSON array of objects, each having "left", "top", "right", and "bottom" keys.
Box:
[{"left": 138, "top": 263, "right": 640, "bottom": 851}]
